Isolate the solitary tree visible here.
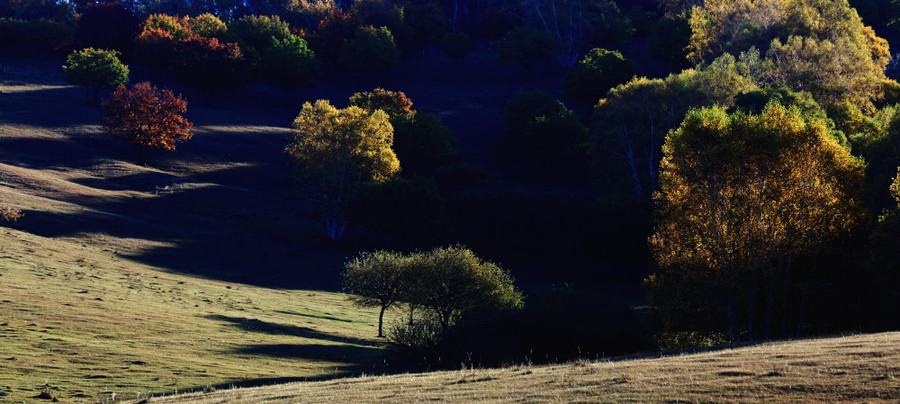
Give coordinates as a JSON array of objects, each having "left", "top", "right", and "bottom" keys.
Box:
[
  {"left": 62, "top": 48, "right": 129, "bottom": 104},
  {"left": 286, "top": 100, "right": 400, "bottom": 240},
  {"left": 102, "top": 82, "right": 193, "bottom": 164},
  {"left": 343, "top": 250, "right": 409, "bottom": 337}
]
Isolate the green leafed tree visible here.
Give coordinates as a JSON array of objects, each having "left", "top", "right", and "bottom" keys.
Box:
[
  {"left": 649, "top": 102, "right": 867, "bottom": 342},
  {"left": 343, "top": 250, "right": 409, "bottom": 337},
  {"left": 338, "top": 25, "right": 401, "bottom": 72},
  {"left": 62, "top": 47, "right": 129, "bottom": 104},
  {"left": 592, "top": 54, "right": 757, "bottom": 198},
  {"left": 404, "top": 246, "right": 523, "bottom": 334},
  {"left": 286, "top": 100, "right": 400, "bottom": 240},
  {"left": 564, "top": 48, "right": 636, "bottom": 109},
  {"left": 262, "top": 34, "right": 321, "bottom": 90}
]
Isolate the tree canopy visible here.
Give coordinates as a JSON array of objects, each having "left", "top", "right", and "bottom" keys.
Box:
[
  {"left": 649, "top": 102, "right": 867, "bottom": 341},
  {"left": 102, "top": 81, "right": 193, "bottom": 164},
  {"left": 286, "top": 100, "right": 400, "bottom": 240},
  {"left": 62, "top": 47, "right": 130, "bottom": 104}
]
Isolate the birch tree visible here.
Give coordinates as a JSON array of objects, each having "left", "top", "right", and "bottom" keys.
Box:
[{"left": 287, "top": 100, "right": 400, "bottom": 240}]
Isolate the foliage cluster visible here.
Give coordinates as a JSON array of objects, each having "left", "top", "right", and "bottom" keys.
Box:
[
  {"left": 343, "top": 246, "right": 523, "bottom": 338},
  {"left": 102, "top": 81, "right": 193, "bottom": 163}
]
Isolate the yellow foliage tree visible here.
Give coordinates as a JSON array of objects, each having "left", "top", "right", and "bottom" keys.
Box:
[
  {"left": 287, "top": 100, "right": 400, "bottom": 240},
  {"left": 650, "top": 102, "right": 867, "bottom": 341}
]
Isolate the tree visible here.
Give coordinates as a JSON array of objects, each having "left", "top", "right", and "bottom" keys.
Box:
[
  {"left": 0, "top": 18, "right": 73, "bottom": 58},
  {"left": 173, "top": 36, "right": 249, "bottom": 105},
  {"left": 62, "top": 48, "right": 130, "bottom": 104},
  {"left": 227, "top": 14, "right": 292, "bottom": 73},
  {"left": 390, "top": 113, "right": 460, "bottom": 177},
  {"left": 592, "top": 54, "right": 757, "bottom": 198},
  {"left": 102, "top": 82, "right": 193, "bottom": 164},
  {"left": 349, "top": 176, "right": 450, "bottom": 243},
  {"left": 338, "top": 25, "right": 401, "bottom": 72},
  {"left": 348, "top": 88, "right": 415, "bottom": 119},
  {"left": 404, "top": 246, "right": 523, "bottom": 333},
  {"left": 142, "top": 13, "right": 192, "bottom": 41},
  {"left": 496, "top": 26, "right": 558, "bottom": 70},
  {"left": 686, "top": 0, "right": 892, "bottom": 110},
  {"left": 261, "top": 34, "right": 321, "bottom": 90},
  {"left": 503, "top": 91, "right": 588, "bottom": 183},
  {"left": 343, "top": 250, "right": 409, "bottom": 337},
  {"left": 74, "top": 2, "right": 141, "bottom": 56},
  {"left": 286, "top": 100, "right": 400, "bottom": 240},
  {"left": 186, "top": 13, "right": 228, "bottom": 39},
  {"left": 649, "top": 102, "right": 867, "bottom": 341},
  {"left": 564, "top": 48, "right": 636, "bottom": 109}
]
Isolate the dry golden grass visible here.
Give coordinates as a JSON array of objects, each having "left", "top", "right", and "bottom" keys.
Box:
[
  {"left": 0, "top": 226, "right": 396, "bottom": 402},
  {"left": 142, "top": 331, "right": 900, "bottom": 403}
]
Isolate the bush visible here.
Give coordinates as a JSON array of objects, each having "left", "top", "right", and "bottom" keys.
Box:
[
  {"left": 0, "top": 18, "right": 72, "bottom": 58},
  {"left": 339, "top": 25, "right": 400, "bottom": 72},
  {"left": 0, "top": 204, "right": 23, "bottom": 223},
  {"left": 390, "top": 113, "right": 460, "bottom": 177}
]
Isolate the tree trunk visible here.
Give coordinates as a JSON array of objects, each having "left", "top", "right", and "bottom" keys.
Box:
[{"left": 378, "top": 305, "right": 386, "bottom": 338}]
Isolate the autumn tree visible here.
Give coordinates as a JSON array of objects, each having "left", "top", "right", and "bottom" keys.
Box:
[
  {"left": 869, "top": 168, "right": 900, "bottom": 329},
  {"left": 686, "top": 0, "right": 892, "bottom": 110},
  {"left": 102, "top": 81, "right": 193, "bottom": 164},
  {"left": 227, "top": 14, "right": 292, "bottom": 73},
  {"left": 348, "top": 88, "right": 415, "bottom": 119},
  {"left": 649, "top": 102, "right": 867, "bottom": 342},
  {"left": 343, "top": 250, "right": 409, "bottom": 337},
  {"left": 286, "top": 100, "right": 400, "bottom": 240},
  {"left": 186, "top": 13, "right": 228, "bottom": 38},
  {"left": 564, "top": 48, "right": 636, "bottom": 109},
  {"left": 63, "top": 48, "right": 130, "bottom": 104}
]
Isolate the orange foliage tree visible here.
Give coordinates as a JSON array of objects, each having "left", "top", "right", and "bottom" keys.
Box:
[{"left": 102, "top": 81, "right": 193, "bottom": 164}]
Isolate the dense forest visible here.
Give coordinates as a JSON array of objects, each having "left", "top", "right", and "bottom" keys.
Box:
[{"left": 2, "top": 0, "right": 900, "bottom": 370}]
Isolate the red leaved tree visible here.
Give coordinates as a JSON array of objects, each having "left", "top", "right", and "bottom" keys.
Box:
[{"left": 102, "top": 81, "right": 193, "bottom": 164}]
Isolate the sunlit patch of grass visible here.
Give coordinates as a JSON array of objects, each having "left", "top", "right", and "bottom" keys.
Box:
[
  {"left": 0, "top": 228, "right": 394, "bottom": 402},
  {"left": 146, "top": 332, "right": 900, "bottom": 403}
]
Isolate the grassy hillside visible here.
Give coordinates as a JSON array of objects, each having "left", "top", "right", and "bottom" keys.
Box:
[
  {"left": 0, "top": 226, "right": 395, "bottom": 402},
  {"left": 141, "top": 331, "right": 900, "bottom": 403},
  {"left": 0, "top": 61, "right": 408, "bottom": 402}
]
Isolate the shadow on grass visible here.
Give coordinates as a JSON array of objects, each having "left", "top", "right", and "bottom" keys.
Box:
[
  {"left": 234, "top": 343, "right": 383, "bottom": 362},
  {"left": 274, "top": 310, "right": 356, "bottom": 323},
  {"left": 206, "top": 314, "right": 381, "bottom": 347}
]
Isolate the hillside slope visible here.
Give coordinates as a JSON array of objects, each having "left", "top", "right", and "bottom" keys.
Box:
[{"left": 143, "top": 331, "right": 900, "bottom": 403}]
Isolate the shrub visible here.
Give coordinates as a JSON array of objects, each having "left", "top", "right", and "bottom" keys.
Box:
[{"left": 338, "top": 25, "right": 400, "bottom": 72}]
